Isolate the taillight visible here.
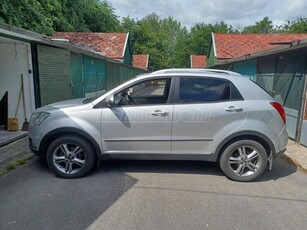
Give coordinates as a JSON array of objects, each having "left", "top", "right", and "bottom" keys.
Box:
[{"left": 270, "top": 102, "right": 286, "bottom": 124}]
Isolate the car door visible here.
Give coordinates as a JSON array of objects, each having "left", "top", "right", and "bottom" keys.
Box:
[
  {"left": 171, "top": 77, "right": 248, "bottom": 155},
  {"left": 100, "top": 77, "right": 173, "bottom": 156}
]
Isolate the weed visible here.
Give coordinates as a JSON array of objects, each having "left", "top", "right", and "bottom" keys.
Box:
[{"left": 0, "top": 155, "right": 34, "bottom": 177}]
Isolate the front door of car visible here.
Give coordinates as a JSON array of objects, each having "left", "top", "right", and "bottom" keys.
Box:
[
  {"left": 171, "top": 77, "right": 248, "bottom": 155},
  {"left": 100, "top": 77, "right": 173, "bottom": 155}
]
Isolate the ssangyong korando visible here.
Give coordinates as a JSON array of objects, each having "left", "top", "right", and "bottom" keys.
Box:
[{"left": 29, "top": 69, "right": 288, "bottom": 181}]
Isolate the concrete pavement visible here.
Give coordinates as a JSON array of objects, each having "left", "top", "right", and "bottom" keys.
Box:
[
  {"left": 0, "top": 158, "right": 306, "bottom": 230},
  {"left": 283, "top": 140, "right": 307, "bottom": 172}
]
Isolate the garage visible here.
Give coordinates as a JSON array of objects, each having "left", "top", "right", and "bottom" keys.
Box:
[{"left": 0, "top": 36, "right": 35, "bottom": 133}]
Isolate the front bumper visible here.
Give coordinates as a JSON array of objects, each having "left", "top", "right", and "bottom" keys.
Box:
[{"left": 29, "top": 137, "right": 42, "bottom": 157}]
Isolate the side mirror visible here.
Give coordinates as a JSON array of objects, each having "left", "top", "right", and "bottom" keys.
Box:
[{"left": 106, "top": 94, "right": 115, "bottom": 107}]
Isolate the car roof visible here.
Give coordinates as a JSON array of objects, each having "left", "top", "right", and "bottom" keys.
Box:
[
  {"left": 135, "top": 69, "right": 243, "bottom": 82},
  {"left": 151, "top": 68, "right": 241, "bottom": 76}
]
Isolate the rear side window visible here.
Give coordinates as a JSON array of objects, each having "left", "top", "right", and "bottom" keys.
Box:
[{"left": 179, "top": 78, "right": 243, "bottom": 103}]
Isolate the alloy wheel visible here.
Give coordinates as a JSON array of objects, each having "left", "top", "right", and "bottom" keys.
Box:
[
  {"left": 53, "top": 143, "right": 86, "bottom": 175},
  {"left": 228, "top": 145, "right": 262, "bottom": 177}
]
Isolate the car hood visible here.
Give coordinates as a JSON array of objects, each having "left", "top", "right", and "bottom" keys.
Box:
[{"left": 34, "top": 98, "right": 90, "bottom": 113}]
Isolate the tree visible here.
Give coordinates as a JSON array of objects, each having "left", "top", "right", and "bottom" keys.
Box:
[
  {"left": 0, "top": 0, "right": 120, "bottom": 35},
  {"left": 189, "top": 21, "right": 233, "bottom": 55},
  {"left": 243, "top": 17, "right": 273, "bottom": 33},
  {"left": 284, "top": 18, "right": 307, "bottom": 33},
  {"left": 0, "top": 0, "right": 54, "bottom": 35},
  {"left": 120, "top": 13, "right": 190, "bottom": 70}
]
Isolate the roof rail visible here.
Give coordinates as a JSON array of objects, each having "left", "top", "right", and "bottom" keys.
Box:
[{"left": 151, "top": 68, "right": 240, "bottom": 76}]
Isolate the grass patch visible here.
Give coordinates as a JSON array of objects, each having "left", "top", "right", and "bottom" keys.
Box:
[{"left": 0, "top": 155, "right": 34, "bottom": 177}]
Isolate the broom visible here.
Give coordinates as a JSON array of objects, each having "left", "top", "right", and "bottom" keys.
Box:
[{"left": 21, "top": 74, "right": 29, "bottom": 131}]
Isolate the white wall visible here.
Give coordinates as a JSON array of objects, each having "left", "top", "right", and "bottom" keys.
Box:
[{"left": 0, "top": 42, "right": 35, "bottom": 130}]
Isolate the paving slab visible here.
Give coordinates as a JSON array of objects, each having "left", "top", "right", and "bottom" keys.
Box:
[
  {"left": 0, "top": 130, "right": 28, "bottom": 147},
  {"left": 0, "top": 137, "right": 33, "bottom": 172},
  {"left": 283, "top": 139, "right": 307, "bottom": 172}
]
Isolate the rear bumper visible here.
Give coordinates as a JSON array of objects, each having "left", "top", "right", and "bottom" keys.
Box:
[{"left": 273, "top": 126, "right": 288, "bottom": 156}]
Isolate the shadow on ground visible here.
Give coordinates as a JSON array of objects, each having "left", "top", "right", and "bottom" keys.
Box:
[
  {"left": 0, "top": 158, "right": 137, "bottom": 230},
  {"left": 257, "top": 157, "right": 298, "bottom": 182},
  {"left": 0, "top": 156, "right": 298, "bottom": 230},
  {"left": 96, "top": 159, "right": 223, "bottom": 176},
  {"left": 95, "top": 156, "right": 297, "bottom": 183}
]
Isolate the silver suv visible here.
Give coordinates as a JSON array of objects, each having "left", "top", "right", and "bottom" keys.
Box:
[{"left": 29, "top": 69, "right": 288, "bottom": 181}]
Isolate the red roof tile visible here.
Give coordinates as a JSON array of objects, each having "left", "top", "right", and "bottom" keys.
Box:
[
  {"left": 190, "top": 55, "right": 207, "bottom": 68},
  {"left": 54, "top": 32, "right": 128, "bottom": 59},
  {"left": 133, "top": 54, "right": 149, "bottom": 69},
  {"left": 214, "top": 33, "right": 307, "bottom": 59}
]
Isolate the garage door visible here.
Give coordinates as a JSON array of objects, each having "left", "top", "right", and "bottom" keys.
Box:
[{"left": 37, "top": 45, "right": 73, "bottom": 106}]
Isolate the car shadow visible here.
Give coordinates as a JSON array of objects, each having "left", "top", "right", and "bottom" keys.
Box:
[
  {"left": 95, "top": 157, "right": 298, "bottom": 183},
  {"left": 95, "top": 159, "right": 224, "bottom": 176},
  {"left": 255, "top": 157, "right": 298, "bottom": 182}
]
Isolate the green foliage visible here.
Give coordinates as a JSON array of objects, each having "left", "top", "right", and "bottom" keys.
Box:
[
  {"left": 189, "top": 21, "right": 234, "bottom": 56},
  {"left": 120, "top": 13, "right": 191, "bottom": 70},
  {"left": 0, "top": 0, "right": 54, "bottom": 35},
  {"left": 0, "top": 0, "right": 120, "bottom": 35},
  {"left": 119, "top": 17, "right": 235, "bottom": 70},
  {"left": 284, "top": 18, "right": 307, "bottom": 33},
  {"left": 242, "top": 17, "right": 273, "bottom": 34}
]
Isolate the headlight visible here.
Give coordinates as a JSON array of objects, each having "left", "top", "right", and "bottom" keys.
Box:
[{"left": 30, "top": 112, "right": 50, "bottom": 126}]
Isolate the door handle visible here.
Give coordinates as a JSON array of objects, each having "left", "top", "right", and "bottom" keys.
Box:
[
  {"left": 225, "top": 106, "right": 243, "bottom": 112},
  {"left": 151, "top": 110, "right": 169, "bottom": 116}
]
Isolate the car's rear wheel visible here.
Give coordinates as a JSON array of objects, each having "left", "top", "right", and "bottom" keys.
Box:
[
  {"left": 46, "top": 136, "right": 95, "bottom": 178},
  {"left": 219, "top": 140, "right": 268, "bottom": 182}
]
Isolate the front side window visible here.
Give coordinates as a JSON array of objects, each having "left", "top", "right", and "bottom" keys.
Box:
[
  {"left": 179, "top": 78, "right": 242, "bottom": 103},
  {"left": 114, "top": 78, "right": 171, "bottom": 106}
]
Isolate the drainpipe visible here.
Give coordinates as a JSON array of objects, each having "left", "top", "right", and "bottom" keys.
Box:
[{"left": 296, "top": 58, "right": 307, "bottom": 142}]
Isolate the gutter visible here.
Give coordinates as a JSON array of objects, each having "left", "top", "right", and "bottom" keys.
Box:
[
  {"left": 122, "top": 32, "right": 129, "bottom": 58},
  {"left": 146, "top": 54, "right": 149, "bottom": 69},
  {"left": 212, "top": 32, "right": 217, "bottom": 58}
]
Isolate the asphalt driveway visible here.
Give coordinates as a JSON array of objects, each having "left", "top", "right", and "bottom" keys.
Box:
[{"left": 0, "top": 157, "right": 306, "bottom": 230}]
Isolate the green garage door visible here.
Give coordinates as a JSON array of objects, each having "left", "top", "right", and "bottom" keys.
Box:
[
  {"left": 71, "top": 53, "right": 84, "bottom": 98},
  {"left": 83, "top": 56, "right": 106, "bottom": 96},
  {"left": 37, "top": 45, "right": 73, "bottom": 106}
]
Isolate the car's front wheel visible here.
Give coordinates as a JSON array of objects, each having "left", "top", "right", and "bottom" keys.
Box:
[
  {"left": 46, "top": 136, "right": 95, "bottom": 178},
  {"left": 219, "top": 140, "right": 268, "bottom": 182}
]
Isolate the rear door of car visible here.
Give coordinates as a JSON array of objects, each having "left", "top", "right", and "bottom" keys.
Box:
[{"left": 171, "top": 76, "right": 248, "bottom": 155}]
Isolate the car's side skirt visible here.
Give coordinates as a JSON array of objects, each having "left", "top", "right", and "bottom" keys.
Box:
[{"left": 100, "top": 153, "right": 217, "bottom": 162}]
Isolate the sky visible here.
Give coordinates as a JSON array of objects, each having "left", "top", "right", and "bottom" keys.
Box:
[{"left": 109, "top": 0, "right": 307, "bottom": 29}]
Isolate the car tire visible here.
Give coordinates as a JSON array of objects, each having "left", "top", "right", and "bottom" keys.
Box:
[
  {"left": 46, "top": 136, "right": 95, "bottom": 178},
  {"left": 219, "top": 140, "right": 268, "bottom": 182}
]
